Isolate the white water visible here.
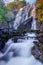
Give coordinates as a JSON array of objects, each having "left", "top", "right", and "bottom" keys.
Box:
[
  {"left": 13, "top": 7, "right": 28, "bottom": 30},
  {"left": 0, "top": 0, "right": 43, "bottom": 65},
  {"left": 13, "top": 4, "right": 37, "bottom": 30},
  {"left": 31, "top": 18, "right": 37, "bottom": 30},
  {"left": 5, "top": 33, "right": 42, "bottom": 65},
  {"left": 0, "top": 33, "right": 43, "bottom": 65},
  {"left": 0, "top": 20, "right": 42, "bottom": 65}
]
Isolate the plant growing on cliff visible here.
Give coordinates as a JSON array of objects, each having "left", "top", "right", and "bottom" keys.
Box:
[
  {"left": 0, "top": 5, "right": 9, "bottom": 22},
  {"left": 6, "top": 0, "right": 26, "bottom": 11},
  {"left": 36, "top": 0, "right": 43, "bottom": 22}
]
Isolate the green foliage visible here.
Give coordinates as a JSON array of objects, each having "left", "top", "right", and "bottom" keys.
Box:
[
  {"left": 6, "top": 0, "right": 26, "bottom": 11},
  {"left": 36, "top": 0, "right": 43, "bottom": 22},
  {"left": 4, "top": 14, "right": 9, "bottom": 21},
  {"left": 0, "top": 5, "right": 9, "bottom": 22},
  {"left": 0, "top": 15, "right": 2, "bottom": 22},
  {"left": 6, "top": 2, "right": 16, "bottom": 10}
]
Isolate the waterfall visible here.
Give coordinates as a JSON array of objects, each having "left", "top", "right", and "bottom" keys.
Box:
[
  {"left": 5, "top": 33, "right": 42, "bottom": 65},
  {"left": 31, "top": 18, "right": 37, "bottom": 30},
  {"left": 0, "top": 33, "right": 43, "bottom": 65},
  {"left": 0, "top": 0, "right": 43, "bottom": 65},
  {"left": 31, "top": 4, "right": 37, "bottom": 30},
  {"left": 13, "top": 7, "right": 29, "bottom": 30}
]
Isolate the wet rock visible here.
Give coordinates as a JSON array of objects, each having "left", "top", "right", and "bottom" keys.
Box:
[
  {"left": 33, "top": 41, "right": 39, "bottom": 46},
  {"left": 12, "top": 37, "right": 17, "bottom": 43},
  {"left": 0, "top": 21, "right": 9, "bottom": 30},
  {"left": 39, "top": 54, "right": 43, "bottom": 63},
  {"left": 38, "top": 37, "right": 43, "bottom": 43},
  {"left": 31, "top": 46, "right": 41, "bottom": 59},
  {"left": 6, "top": 11, "right": 15, "bottom": 21},
  {"left": 0, "top": 38, "right": 5, "bottom": 51},
  {"left": 31, "top": 41, "right": 43, "bottom": 63}
]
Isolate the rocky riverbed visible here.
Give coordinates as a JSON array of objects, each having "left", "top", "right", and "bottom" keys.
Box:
[{"left": 31, "top": 33, "right": 43, "bottom": 63}]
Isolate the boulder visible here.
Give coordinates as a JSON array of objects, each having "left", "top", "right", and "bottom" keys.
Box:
[
  {"left": 39, "top": 54, "right": 43, "bottom": 63},
  {"left": 31, "top": 46, "right": 41, "bottom": 59}
]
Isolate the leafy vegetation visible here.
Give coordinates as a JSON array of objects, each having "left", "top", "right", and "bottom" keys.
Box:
[
  {"left": 36, "top": 0, "right": 43, "bottom": 22},
  {"left": 0, "top": 5, "right": 9, "bottom": 22},
  {"left": 6, "top": 0, "right": 26, "bottom": 12}
]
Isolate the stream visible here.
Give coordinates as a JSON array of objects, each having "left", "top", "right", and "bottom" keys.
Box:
[
  {"left": 0, "top": 0, "right": 43, "bottom": 65},
  {"left": 0, "top": 33, "right": 43, "bottom": 65}
]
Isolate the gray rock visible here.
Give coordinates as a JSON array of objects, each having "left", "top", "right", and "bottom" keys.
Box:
[
  {"left": 6, "top": 10, "right": 15, "bottom": 21},
  {"left": 31, "top": 46, "right": 41, "bottom": 59},
  {"left": 39, "top": 54, "right": 43, "bottom": 63}
]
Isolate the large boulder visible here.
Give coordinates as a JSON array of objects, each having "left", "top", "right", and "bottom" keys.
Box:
[
  {"left": 39, "top": 54, "right": 43, "bottom": 62},
  {"left": 31, "top": 46, "right": 41, "bottom": 59}
]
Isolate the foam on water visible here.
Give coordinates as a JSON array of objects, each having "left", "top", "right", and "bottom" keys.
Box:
[
  {"left": 6, "top": 33, "right": 43, "bottom": 65},
  {"left": 0, "top": 33, "right": 43, "bottom": 65},
  {"left": 0, "top": 0, "right": 43, "bottom": 65}
]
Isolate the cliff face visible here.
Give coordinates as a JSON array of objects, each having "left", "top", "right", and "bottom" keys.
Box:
[{"left": 36, "top": 0, "right": 43, "bottom": 22}]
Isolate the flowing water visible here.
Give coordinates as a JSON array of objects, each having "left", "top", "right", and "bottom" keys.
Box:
[
  {"left": 13, "top": 7, "right": 29, "bottom": 30},
  {"left": 0, "top": 0, "right": 43, "bottom": 65},
  {"left": 6, "top": 33, "right": 42, "bottom": 65},
  {"left": 31, "top": 18, "right": 37, "bottom": 30},
  {"left": 0, "top": 33, "right": 43, "bottom": 65}
]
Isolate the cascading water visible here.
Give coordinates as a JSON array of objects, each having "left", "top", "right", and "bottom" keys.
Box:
[
  {"left": 31, "top": 18, "right": 37, "bottom": 30},
  {"left": 0, "top": 0, "right": 43, "bottom": 65},
  {"left": 13, "top": 6, "right": 29, "bottom": 30},
  {"left": 5, "top": 33, "right": 42, "bottom": 65},
  {"left": 0, "top": 33, "right": 43, "bottom": 65},
  {"left": 31, "top": 4, "right": 37, "bottom": 30}
]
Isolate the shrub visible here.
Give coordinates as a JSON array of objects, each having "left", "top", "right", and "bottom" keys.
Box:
[{"left": 0, "top": 5, "right": 9, "bottom": 22}]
